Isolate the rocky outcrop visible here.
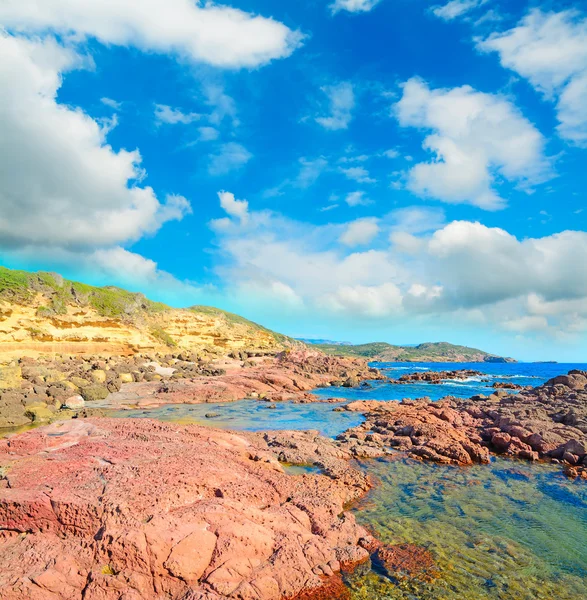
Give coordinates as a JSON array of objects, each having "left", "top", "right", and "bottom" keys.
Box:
[
  {"left": 336, "top": 370, "right": 587, "bottom": 479},
  {"left": 461, "top": 370, "right": 587, "bottom": 479},
  {"left": 393, "top": 369, "right": 482, "bottom": 384},
  {"left": 93, "top": 350, "right": 383, "bottom": 410},
  {"left": 0, "top": 418, "right": 375, "bottom": 600},
  {"left": 336, "top": 399, "right": 490, "bottom": 465},
  {"left": 0, "top": 349, "right": 380, "bottom": 429}
]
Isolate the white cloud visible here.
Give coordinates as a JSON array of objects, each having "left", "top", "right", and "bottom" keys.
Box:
[
  {"left": 340, "top": 166, "right": 377, "bottom": 183},
  {"left": 382, "top": 148, "right": 400, "bottom": 159},
  {"left": 198, "top": 126, "right": 220, "bottom": 141},
  {"left": 205, "top": 84, "right": 239, "bottom": 128},
  {"left": 322, "top": 283, "right": 402, "bottom": 317},
  {"left": 296, "top": 157, "right": 329, "bottom": 187},
  {"left": 393, "top": 77, "right": 552, "bottom": 209},
  {"left": 0, "top": 33, "right": 191, "bottom": 253},
  {"left": 218, "top": 191, "right": 249, "bottom": 223},
  {"left": 340, "top": 218, "right": 380, "bottom": 246},
  {"left": 155, "top": 104, "right": 200, "bottom": 126},
  {"left": 208, "top": 142, "right": 252, "bottom": 175},
  {"left": 478, "top": 9, "right": 587, "bottom": 146},
  {"left": 330, "top": 0, "right": 382, "bottom": 15},
  {"left": 432, "top": 0, "right": 487, "bottom": 22},
  {"left": 0, "top": 0, "right": 303, "bottom": 69},
  {"left": 208, "top": 202, "right": 587, "bottom": 337},
  {"left": 315, "top": 82, "right": 355, "bottom": 130},
  {"left": 345, "top": 191, "right": 371, "bottom": 207},
  {"left": 101, "top": 97, "right": 122, "bottom": 111}
]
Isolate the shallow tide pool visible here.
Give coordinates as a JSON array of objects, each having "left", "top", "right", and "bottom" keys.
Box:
[{"left": 346, "top": 456, "right": 587, "bottom": 599}]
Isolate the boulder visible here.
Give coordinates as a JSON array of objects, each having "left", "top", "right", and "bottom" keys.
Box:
[
  {"left": 0, "top": 365, "right": 22, "bottom": 389},
  {"left": 80, "top": 385, "right": 109, "bottom": 402},
  {"left": 62, "top": 395, "right": 85, "bottom": 410}
]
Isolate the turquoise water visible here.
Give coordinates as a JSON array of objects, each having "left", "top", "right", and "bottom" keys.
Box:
[
  {"left": 116, "top": 361, "right": 587, "bottom": 598},
  {"left": 346, "top": 457, "right": 587, "bottom": 599},
  {"left": 115, "top": 398, "right": 364, "bottom": 438},
  {"left": 314, "top": 361, "right": 586, "bottom": 403}
]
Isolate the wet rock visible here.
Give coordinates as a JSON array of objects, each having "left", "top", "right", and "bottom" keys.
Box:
[
  {"left": 373, "top": 544, "right": 437, "bottom": 580},
  {"left": 395, "top": 369, "right": 482, "bottom": 384}
]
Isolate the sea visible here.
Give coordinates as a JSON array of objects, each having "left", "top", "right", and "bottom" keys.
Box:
[{"left": 109, "top": 362, "right": 587, "bottom": 598}]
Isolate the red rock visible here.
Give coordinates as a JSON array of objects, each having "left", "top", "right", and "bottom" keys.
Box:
[
  {"left": 0, "top": 418, "right": 372, "bottom": 600},
  {"left": 374, "top": 543, "right": 437, "bottom": 580},
  {"left": 491, "top": 432, "right": 511, "bottom": 451}
]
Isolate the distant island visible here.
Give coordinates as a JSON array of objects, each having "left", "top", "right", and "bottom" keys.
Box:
[{"left": 307, "top": 340, "right": 516, "bottom": 363}]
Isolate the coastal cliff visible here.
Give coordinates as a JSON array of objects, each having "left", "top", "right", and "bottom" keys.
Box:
[{"left": 0, "top": 267, "right": 289, "bottom": 359}]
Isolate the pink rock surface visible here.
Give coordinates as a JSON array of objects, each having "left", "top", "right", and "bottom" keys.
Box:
[
  {"left": 0, "top": 418, "right": 371, "bottom": 600},
  {"left": 104, "top": 350, "right": 381, "bottom": 409}
]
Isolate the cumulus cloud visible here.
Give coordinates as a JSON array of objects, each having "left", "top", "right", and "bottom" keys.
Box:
[
  {"left": 208, "top": 142, "right": 252, "bottom": 175},
  {"left": 0, "top": 0, "right": 303, "bottom": 69},
  {"left": 477, "top": 9, "right": 587, "bottom": 146},
  {"left": 322, "top": 283, "right": 402, "bottom": 317},
  {"left": 155, "top": 104, "right": 200, "bottom": 126},
  {"left": 0, "top": 33, "right": 191, "bottom": 253},
  {"left": 208, "top": 200, "right": 587, "bottom": 336},
  {"left": 393, "top": 77, "right": 552, "bottom": 209},
  {"left": 330, "top": 0, "right": 382, "bottom": 15},
  {"left": 218, "top": 191, "right": 249, "bottom": 223},
  {"left": 432, "top": 0, "right": 487, "bottom": 22},
  {"left": 315, "top": 82, "right": 355, "bottom": 130},
  {"left": 340, "top": 218, "right": 380, "bottom": 246},
  {"left": 345, "top": 191, "right": 371, "bottom": 207}
]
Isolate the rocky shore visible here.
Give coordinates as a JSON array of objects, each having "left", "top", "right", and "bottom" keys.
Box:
[
  {"left": 0, "top": 417, "right": 416, "bottom": 600},
  {"left": 336, "top": 370, "right": 587, "bottom": 479},
  {"left": 392, "top": 369, "right": 482, "bottom": 384},
  {"left": 0, "top": 350, "right": 381, "bottom": 429}
]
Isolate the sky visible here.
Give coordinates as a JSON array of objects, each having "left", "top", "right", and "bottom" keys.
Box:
[{"left": 0, "top": 0, "right": 586, "bottom": 361}]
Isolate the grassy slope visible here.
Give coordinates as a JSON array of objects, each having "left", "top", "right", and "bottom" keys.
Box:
[
  {"left": 0, "top": 266, "right": 288, "bottom": 345},
  {"left": 314, "top": 341, "right": 509, "bottom": 362}
]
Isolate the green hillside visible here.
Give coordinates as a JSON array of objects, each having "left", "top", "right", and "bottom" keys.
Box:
[{"left": 313, "top": 341, "right": 515, "bottom": 363}]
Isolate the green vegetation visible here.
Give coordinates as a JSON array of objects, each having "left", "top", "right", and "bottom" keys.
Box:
[
  {"left": 0, "top": 266, "right": 169, "bottom": 320},
  {"left": 0, "top": 266, "right": 34, "bottom": 302},
  {"left": 314, "top": 341, "right": 511, "bottom": 363},
  {"left": 0, "top": 265, "right": 291, "bottom": 348},
  {"left": 189, "top": 305, "right": 290, "bottom": 343},
  {"left": 150, "top": 326, "right": 177, "bottom": 348}
]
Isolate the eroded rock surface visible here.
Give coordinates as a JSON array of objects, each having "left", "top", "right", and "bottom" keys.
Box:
[
  {"left": 0, "top": 350, "right": 381, "bottom": 429},
  {"left": 393, "top": 370, "right": 482, "bottom": 385},
  {"left": 337, "top": 399, "right": 490, "bottom": 466},
  {"left": 336, "top": 370, "right": 587, "bottom": 479},
  {"left": 0, "top": 418, "right": 374, "bottom": 600},
  {"left": 103, "top": 350, "right": 382, "bottom": 409}
]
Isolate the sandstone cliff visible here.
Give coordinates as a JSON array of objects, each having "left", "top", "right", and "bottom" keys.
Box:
[{"left": 0, "top": 267, "right": 289, "bottom": 359}]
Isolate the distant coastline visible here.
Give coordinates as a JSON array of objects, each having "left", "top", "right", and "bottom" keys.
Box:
[{"left": 303, "top": 340, "right": 517, "bottom": 363}]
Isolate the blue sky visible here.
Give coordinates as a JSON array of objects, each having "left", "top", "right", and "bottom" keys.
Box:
[{"left": 0, "top": 0, "right": 586, "bottom": 361}]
